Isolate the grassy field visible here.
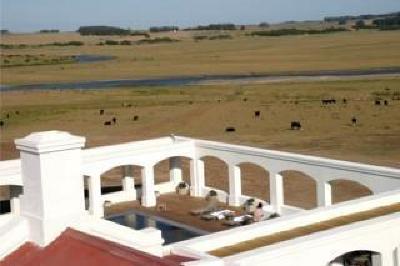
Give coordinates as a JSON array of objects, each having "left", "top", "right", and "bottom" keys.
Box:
[
  {"left": 1, "top": 29, "right": 400, "bottom": 208},
  {"left": 1, "top": 78, "right": 400, "bottom": 165},
  {"left": 2, "top": 78, "right": 399, "bottom": 207},
  {"left": 1, "top": 30, "right": 400, "bottom": 84}
]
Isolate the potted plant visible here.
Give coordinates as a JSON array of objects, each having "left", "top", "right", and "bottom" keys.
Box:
[{"left": 176, "top": 181, "right": 189, "bottom": 195}]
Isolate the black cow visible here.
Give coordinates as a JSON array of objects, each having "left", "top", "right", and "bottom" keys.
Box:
[
  {"left": 133, "top": 115, "right": 139, "bottom": 121},
  {"left": 384, "top": 100, "right": 389, "bottom": 106},
  {"left": 321, "top": 99, "right": 336, "bottom": 105},
  {"left": 254, "top": 111, "right": 261, "bottom": 118},
  {"left": 343, "top": 98, "right": 347, "bottom": 104},
  {"left": 375, "top": 100, "right": 381, "bottom": 106},
  {"left": 290, "top": 121, "right": 301, "bottom": 130},
  {"left": 99, "top": 109, "right": 105, "bottom": 115},
  {"left": 351, "top": 117, "right": 357, "bottom": 126},
  {"left": 0, "top": 121, "right": 4, "bottom": 127},
  {"left": 112, "top": 117, "right": 117, "bottom": 124},
  {"left": 104, "top": 121, "right": 112, "bottom": 126},
  {"left": 6, "top": 114, "right": 10, "bottom": 119},
  {"left": 225, "top": 127, "right": 236, "bottom": 132},
  {"left": 15, "top": 111, "right": 20, "bottom": 115}
]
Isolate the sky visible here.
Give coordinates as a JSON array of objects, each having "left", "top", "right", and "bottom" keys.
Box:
[{"left": 1, "top": 0, "right": 400, "bottom": 32}]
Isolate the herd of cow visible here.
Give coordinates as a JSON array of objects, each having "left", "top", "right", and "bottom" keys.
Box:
[
  {"left": 223, "top": 97, "right": 387, "bottom": 132},
  {"left": 100, "top": 109, "right": 139, "bottom": 126},
  {"left": 0, "top": 98, "right": 392, "bottom": 132}
]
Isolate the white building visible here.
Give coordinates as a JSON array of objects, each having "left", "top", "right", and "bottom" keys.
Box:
[{"left": 0, "top": 131, "right": 399, "bottom": 265}]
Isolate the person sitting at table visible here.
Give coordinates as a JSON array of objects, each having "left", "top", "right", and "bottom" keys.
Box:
[{"left": 253, "top": 202, "right": 265, "bottom": 222}]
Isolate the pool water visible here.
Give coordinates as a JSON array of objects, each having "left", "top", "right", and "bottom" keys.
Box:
[{"left": 107, "top": 212, "right": 205, "bottom": 245}]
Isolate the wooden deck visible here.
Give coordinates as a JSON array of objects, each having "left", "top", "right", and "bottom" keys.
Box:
[
  {"left": 208, "top": 203, "right": 400, "bottom": 257},
  {"left": 105, "top": 193, "right": 243, "bottom": 233}
]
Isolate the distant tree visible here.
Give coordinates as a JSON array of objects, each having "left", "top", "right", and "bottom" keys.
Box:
[
  {"left": 78, "top": 26, "right": 130, "bottom": 36},
  {"left": 259, "top": 22, "right": 270, "bottom": 28},
  {"left": 0, "top": 29, "right": 10, "bottom": 35},
  {"left": 338, "top": 19, "right": 347, "bottom": 25},
  {"left": 149, "top": 26, "right": 179, "bottom": 33},
  {"left": 192, "top": 24, "right": 236, "bottom": 31},
  {"left": 104, "top": 40, "right": 119, "bottom": 45},
  {"left": 39, "top": 29, "right": 60, "bottom": 33},
  {"left": 355, "top": 20, "right": 366, "bottom": 27},
  {"left": 119, "top": 40, "right": 132, "bottom": 45}
]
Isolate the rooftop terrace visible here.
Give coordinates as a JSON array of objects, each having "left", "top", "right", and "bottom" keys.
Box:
[{"left": 209, "top": 202, "right": 400, "bottom": 257}]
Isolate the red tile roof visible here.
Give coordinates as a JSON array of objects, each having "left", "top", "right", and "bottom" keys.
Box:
[{"left": 1, "top": 228, "right": 195, "bottom": 266}]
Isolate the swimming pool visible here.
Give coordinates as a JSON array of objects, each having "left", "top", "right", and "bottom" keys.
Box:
[{"left": 107, "top": 211, "right": 207, "bottom": 245}]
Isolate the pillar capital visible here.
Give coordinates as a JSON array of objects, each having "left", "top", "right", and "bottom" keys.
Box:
[{"left": 15, "top": 130, "right": 85, "bottom": 154}]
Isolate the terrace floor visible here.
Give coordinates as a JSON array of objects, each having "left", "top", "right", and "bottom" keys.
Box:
[{"left": 105, "top": 193, "right": 243, "bottom": 233}]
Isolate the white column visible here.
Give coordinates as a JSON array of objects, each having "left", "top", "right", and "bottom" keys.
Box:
[
  {"left": 395, "top": 246, "right": 399, "bottom": 266},
  {"left": 141, "top": 165, "right": 156, "bottom": 207},
  {"left": 190, "top": 159, "right": 205, "bottom": 197},
  {"left": 88, "top": 174, "right": 104, "bottom": 218},
  {"left": 10, "top": 197, "right": 20, "bottom": 215},
  {"left": 122, "top": 166, "right": 136, "bottom": 200},
  {"left": 317, "top": 181, "right": 332, "bottom": 207},
  {"left": 373, "top": 252, "right": 383, "bottom": 266},
  {"left": 228, "top": 165, "right": 242, "bottom": 206},
  {"left": 169, "top": 157, "right": 182, "bottom": 185},
  {"left": 15, "top": 131, "right": 86, "bottom": 246},
  {"left": 270, "top": 172, "right": 284, "bottom": 215}
]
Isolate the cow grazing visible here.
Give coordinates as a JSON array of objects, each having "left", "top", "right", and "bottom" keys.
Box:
[
  {"left": 254, "top": 111, "right": 261, "bottom": 118},
  {"left": 343, "top": 98, "right": 347, "bottom": 104},
  {"left": 351, "top": 117, "right": 357, "bottom": 126},
  {"left": 321, "top": 99, "right": 336, "bottom": 105},
  {"left": 133, "top": 115, "right": 139, "bottom": 121},
  {"left": 225, "top": 127, "right": 236, "bottom": 132},
  {"left": 99, "top": 109, "right": 105, "bottom": 115},
  {"left": 112, "top": 117, "right": 117, "bottom": 124},
  {"left": 375, "top": 100, "right": 381, "bottom": 106},
  {"left": 384, "top": 100, "right": 389, "bottom": 106},
  {"left": 104, "top": 121, "right": 112, "bottom": 126},
  {"left": 0, "top": 121, "right": 4, "bottom": 127},
  {"left": 6, "top": 114, "right": 10, "bottom": 119},
  {"left": 15, "top": 111, "right": 20, "bottom": 115},
  {"left": 243, "top": 98, "right": 248, "bottom": 102},
  {"left": 290, "top": 121, "right": 301, "bottom": 130}
]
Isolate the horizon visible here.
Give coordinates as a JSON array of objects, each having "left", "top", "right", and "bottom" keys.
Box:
[{"left": 1, "top": 0, "right": 400, "bottom": 33}]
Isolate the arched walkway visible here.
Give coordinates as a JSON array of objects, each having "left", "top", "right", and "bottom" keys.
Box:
[
  {"left": 100, "top": 165, "right": 141, "bottom": 195},
  {"left": 329, "top": 179, "right": 373, "bottom": 204},
  {"left": 328, "top": 250, "right": 381, "bottom": 266},
  {"left": 201, "top": 156, "right": 229, "bottom": 193},
  {"left": 239, "top": 163, "right": 270, "bottom": 202},
  {"left": 280, "top": 170, "right": 317, "bottom": 210},
  {"left": 154, "top": 157, "right": 191, "bottom": 185}
]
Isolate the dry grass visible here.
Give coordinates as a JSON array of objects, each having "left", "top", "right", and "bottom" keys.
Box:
[
  {"left": 1, "top": 78, "right": 398, "bottom": 208},
  {"left": 209, "top": 203, "right": 400, "bottom": 257},
  {"left": 1, "top": 30, "right": 400, "bottom": 84}
]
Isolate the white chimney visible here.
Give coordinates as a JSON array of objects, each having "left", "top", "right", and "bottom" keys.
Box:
[{"left": 15, "top": 131, "right": 86, "bottom": 246}]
